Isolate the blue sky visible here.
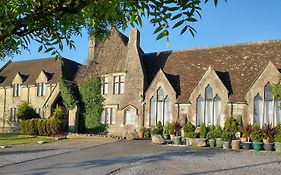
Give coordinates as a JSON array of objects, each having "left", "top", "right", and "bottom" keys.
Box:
[{"left": 4, "top": 0, "right": 281, "bottom": 65}]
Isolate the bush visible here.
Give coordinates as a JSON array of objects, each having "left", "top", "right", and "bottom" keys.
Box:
[
  {"left": 152, "top": 121, "right": 163, "bottom": 135},
  {"left": 206, "top": 130, "right": 215, "bottom": 139},
  {"left": 184, "top": 122, "right": 196, "bottom": 133},
  {"left": 165, "top": 122, "right": 173, "bottom": 135},
  {"left": 213, "top": 125, "right": 223, "bottom": 138},
  {"left": 222, "top": 130, "right": 235, "bottom": 142},
  {"left": 251, "top": 124, "right": 263, "bottom": 142},
  {"left": 144, "top": 128, "right": 151, "bottom": 138},
  {"left": 17, "top": 101, "right": 40, "bottom": 120},
  {"left": 224, "top": 116, "right": 240, "bottom": 133},
  {"left": 19, "top": 120, "right": 28, "bottom": 135},
  {"left": 199, "top": 123, "right": 208, "bottom": 138}
]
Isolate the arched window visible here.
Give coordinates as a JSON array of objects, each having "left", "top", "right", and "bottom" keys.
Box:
[
  {"left": 254, "top": 94, "right": 263, "bottom": 127},
  {"left": 264, "top": 83, "right": 274, "bottom": 125},
  {"left": 150, "top": 96, "right": 157, "bottom": 126},
  {"left": 164, "top": 96, "right": 171, "bottom": 125},
  {"left": 196, "top": 95, "right": 204, "bottom": 126},
  {"left": 214, "top": 95, "right": 221, "bottom": 125},
  {"left": 149, "top": 87, "right": 171, "bottom": 126},
  {"left": 275, "top": 100, "right": 281, "bottom": 124},
  {"left": 205, "top": 85, "right": 213, "bottom": 125},
  {"left": 124, "top": 107, "right": 136, "bottom": 125},
  {"left": 196, "top": 84, "right": 222, "bottom": 126}
]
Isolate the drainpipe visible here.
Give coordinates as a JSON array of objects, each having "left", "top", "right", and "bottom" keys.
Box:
[
  {"left": 177, "top": 103, "right": 180, "bottom": 121},
  {"left": 27, "top": 85, "right": 30, "bottom": 103},
  {"left": 3, "top": 87, "right": 6, "bottom": 130}
]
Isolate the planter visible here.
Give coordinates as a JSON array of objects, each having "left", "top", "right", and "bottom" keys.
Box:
[
  {"left": 223, "top": 142, "right": 230, "bottom": 150},
  {"left": 215, "top": 138, "right": 223, "bottom": 148},
  {"left": 209, "top": 139, "right": 216, "bottom": 147},
  {"left": 253, "top": 142, "right": 263, "bottom": 151},
  {"left": 242, "top": 142, "right": 252, "bottom": 150},
  {"left": 263, "top": 143, "right": 274, "bottom": 151},
  {"left": 170, "top": 134, "right": 175, "bottom": 141},
  {"left": 137, "top": 131, "right": 144, "bottom": 138},
  {"left": 186, "top": 137, "right": 190, "bottom": 146},
  {"left": 231, "top": 140, "right": 241, "bottom": 150},
  {"left": 275, "top": 142, "right": 281, "bottom": 152},
  {"left": 173, "top": 136, "right": 182, "bottom": 145},
  {"left": 163, "top": 133, "right": 169, "bottom": 140}
]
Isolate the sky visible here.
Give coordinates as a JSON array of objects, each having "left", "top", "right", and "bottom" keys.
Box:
[{"left": 3, "top": 0, "right": 281, "bottom": 65}]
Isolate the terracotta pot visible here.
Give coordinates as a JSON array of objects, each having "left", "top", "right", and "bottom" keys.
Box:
[
  {"left": 263, "top": 138, "right": 272, "bottom": 144},
  {"left": 137, "top": 131, "right": 144, "bottom": 138},
  {"left": 231, "top": 140, "right": 241, "bottom": 150},
  {"left": 170, "top": 134, "right": 175, "bottom": 141}
]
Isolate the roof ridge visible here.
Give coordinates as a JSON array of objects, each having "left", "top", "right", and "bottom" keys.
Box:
[{"left": 143, "top": 39, "right": 281, "bottom": 56}]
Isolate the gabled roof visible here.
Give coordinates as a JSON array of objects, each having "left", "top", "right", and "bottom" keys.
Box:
[
  {"left": 142, "top": 40, "right": 281, "bottom": 103},
  {"left": 0, "top": 58, "right": 81, "bottom": 86}
]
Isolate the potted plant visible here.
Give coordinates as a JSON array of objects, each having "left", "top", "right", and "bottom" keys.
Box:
[
  {"left": 166, "top": 122, "right": 174, "bottom": 140},
  {"left": 221, "top": 130, "right": 234, "bottom": 149},
  {"left": 223, "top": 116, "right": 240, "bottom": 150},
  {"left": 172, "top": 121, "right": 182, "bottom": 145},
  {"left": 184, "top": 121, "right": 196, "bottom": 146},
  {"left": 144, "top": 128, "right": 151, "bottom": 138},
  {"left": 213, "top": 125, "right": 223, "bottom": 148},
  {"left": 206, "top": 129, "right": 216, "bottom": 147},
  {"left": 163, "top": 125, "right": 169, "bottom": 140},
  {"left": 251, "top": 124, "right": 263, "bottom": 151},
  {"left": 199, "top": 123, "right": 208, "bottom": 138},
  {"left": 137, "top": 126, "right": 145, "bottom": 138},
  {"left": 240, "top": 123, "right": 253, "bottom": 150},
  {"left": 274, "top": 124, "right": 281, "bottom": 152},
  {"left": 262, "top": 124, "right": 274, "bottom": 151}
]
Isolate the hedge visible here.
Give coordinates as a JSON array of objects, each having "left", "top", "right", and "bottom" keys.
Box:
[{"left": 19, "top": 116, "right": 66, "bottom": 136}]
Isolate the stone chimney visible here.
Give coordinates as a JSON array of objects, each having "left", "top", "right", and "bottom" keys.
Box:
[
  {"left": 128, "top": 28, "right": 140, "bottom": 48},
  {"left": 87, "top": 36, "right": 95, "bottom": 65}
]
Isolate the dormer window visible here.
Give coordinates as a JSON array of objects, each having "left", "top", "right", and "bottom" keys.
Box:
[
  {"left": 37, "top": 83, "right": 46, "bottom": 96},
  {"left": 113, "top": 75, "right": 125, "bottom": 94},
  {"left": 13, "top": 84, "right": 21, "bottom": 97}
]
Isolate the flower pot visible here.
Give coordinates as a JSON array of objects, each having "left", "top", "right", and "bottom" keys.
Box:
[
  {"left": 170, "top": 134, "right": 175, "bottom": 141},
  {"left": 242, "top": 142, "right": 252, "bottom": 150},
  {"left": 163, "top": 133, "right": 169, "bottom": 140},
  {"left": 209, "top": 138, "right": 216, "bottom": 147},
  {"left": 223, "top": 142, "right": 230, "bottom": 149},
  {"left": 263, "top": 143, "right": 274, "bottom": 151},
  {"left": 137, "top": 131, "right": 144, "bottom": 138},
  {"left": 215, "top": 138, "right": 223, "bottom": 148},
  {"left": 186, "top": 137, "right": 190, "bottom": 146},
  {"left": 275, "top": 142, "right": 281, "bottom": 152},
  {"left": 253, "top": 142, "right": 263, "bottom": 151},
  {"left": 173, "top": 136, "right": 182, "bottom": 145},
  {"left": 231, "top": 140, "right": 241, "bottom": 150}
]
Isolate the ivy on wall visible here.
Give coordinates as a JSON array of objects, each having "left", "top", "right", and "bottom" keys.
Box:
[
  {"left": 78, "top": 78, "right": 105, "bottom": 133},
  {"left": 59, "top": 77, "right": 78, "bottom": 110}
]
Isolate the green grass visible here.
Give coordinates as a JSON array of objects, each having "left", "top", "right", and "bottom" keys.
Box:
[{"left": 0, "top": 133, "right": 53, "bottom": 146}]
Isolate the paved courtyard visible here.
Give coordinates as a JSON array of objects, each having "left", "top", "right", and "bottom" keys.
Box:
[{"left": 1, "top": 139, "right": 281, "bottom": 175}]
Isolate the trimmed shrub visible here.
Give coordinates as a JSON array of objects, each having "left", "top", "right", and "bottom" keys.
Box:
[
  {"left": 17, "top": 101, "right": 40, "bottom": 120},
  {"left": 199, "top": 123, "right": 208, "bottom": 138}
]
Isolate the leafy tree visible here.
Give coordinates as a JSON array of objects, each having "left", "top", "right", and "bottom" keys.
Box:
[
  {"left": 78, "top": 78, "right": 104, "bottom": 133},
  {"left": 59, "top": 77, "right": 78, "bottom": 110},
  {"left": 17, "top": 101, "right": 40, "bottom": 120},
  {"left": 0, "top": 0, "right": 222, "bottom": 59}
]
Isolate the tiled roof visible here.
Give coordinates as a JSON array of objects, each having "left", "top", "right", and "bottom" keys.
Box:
[
  {"left": 0, "top": 58, "right": 81, "bottom": 86},
  {"left": 142, "top": 40, "right": 281, "bottom": 103}
]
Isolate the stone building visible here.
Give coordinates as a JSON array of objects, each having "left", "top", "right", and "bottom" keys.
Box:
[
  {"left": 77, "top": 28, "right": 281, "bottom": 136},
  {"left": 0, "top": 58, "right": 81, "bottom": 132}
]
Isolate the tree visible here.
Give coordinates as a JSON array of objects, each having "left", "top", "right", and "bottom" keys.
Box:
[
  {"left": 17, "top": 101, "right": 40, "bottom": 120},
  {"left": 0, "top": 0, "right": 222, "bottom": 59}
]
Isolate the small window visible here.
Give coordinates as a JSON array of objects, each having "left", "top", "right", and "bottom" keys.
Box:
[
  {"left": 10, "top": 108, "right": 17, "bottom": 122},
  {"left": 100, "top": 107, "right": 116, "bottom": 124},
  {"left": 101, "top": 76, "right": 109, "bottom": 95},
  {"left": 113, "top": 75, "right": 125, "bottom": 94},
  {"left": 13, "top": 84, "right": 21, "bottom": 97},
  {"left": 37, "top": 83, "right": 46, "bottom": 96},
  {"left": 124, "top": 107, "right": 136, "bottom": 125}
]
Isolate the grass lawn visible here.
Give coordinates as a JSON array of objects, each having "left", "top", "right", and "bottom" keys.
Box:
[{"left": 0, "top": 133, "right": 53, "bottom": 146}]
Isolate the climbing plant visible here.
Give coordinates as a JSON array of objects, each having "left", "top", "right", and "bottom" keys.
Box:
[
  {"left": 78, "top": 78, "right": 105, "bottom": 133},
  {"left": 59, "top": 77, "right": 78, "bottom": 110}
]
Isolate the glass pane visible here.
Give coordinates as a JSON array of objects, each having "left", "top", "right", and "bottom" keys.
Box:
[
  {"left": 205, "top": 100, "right": 213, "bottom": 125},
  {"left": 125, "top": 108, "right": 135, "bottom": 125},
  {"left": 157, "top": 87, "right": 164, "bottom": 101},
  {"left": 264, "top": 83, "right": 273, "bottom": 100},
  {"left": 196, "top": 96, "right": 204, "bottom": 126},
  {"left": 111, "top": 108, "right": 116, "bottom": 124},
  {"left": 120, "top": 75, "right": 125, "bottom": 82},
  {"left": 254, "top": 94, "right": 263, "bottom": 127},
  {"left": 100, "top": 110, "right": 105, "bottom": 124},
  {"left": 104, "top": 76, "right": 108, "bottom": 83},
  {"left": 157, "top": 101, "right": 164, "bottom": 124},
  {"left": 214, "top": 95, "right": 221, "bottom": 125},
  {"left": 106, "top": 108, "right": 111, "bottom": 124},
  {"left": 150, "top": 97, "right": 156, "bottom": 126},
  {"left": 264, "top": 101, "right": 273, "bottom": 125},
  {"left": 104, "top": 84, "right": 108, "bottom": 94},
  {"left": 114, "top": 83, "right": 119, "bottom": 94},
  {"left": 275, "top": 100, "right": 281, "bottom": 125},
  {"left": 164, "top": 96, "right": 171, "bottom": 125},
  {"left": 120, "top": 83, "right": 124, "bottom": 94},
  {"left": 205, "top": 85, "right": 213, "bottom": 100},
  {"left": 114, "top": 76, "right": 119, "bottom": 83}
]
